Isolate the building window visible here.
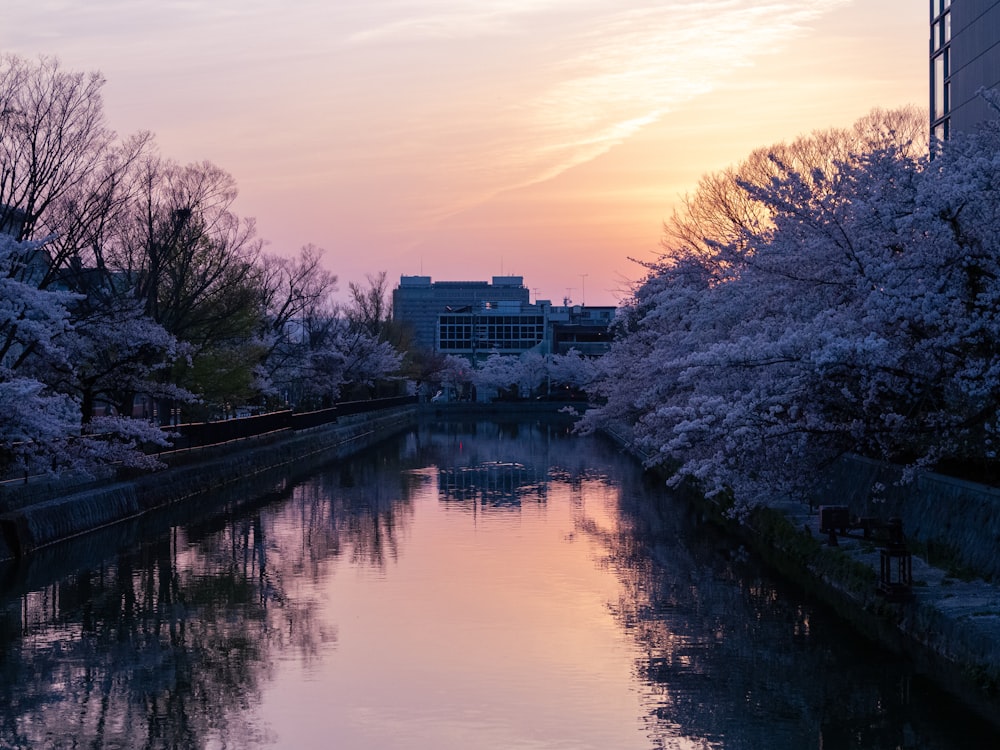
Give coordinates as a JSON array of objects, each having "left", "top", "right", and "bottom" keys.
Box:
[
  {"left": 438, "top": 313, "right": 545, "bottom": 353},
  {"left": 932, "top": 10, "right": 951, "bottom": 51},
  {"left": 933, "top": 121, "right": 949, "bottom": 145},
  {"left": 933, "top": 50, "right": 948, "bottom": 120}
]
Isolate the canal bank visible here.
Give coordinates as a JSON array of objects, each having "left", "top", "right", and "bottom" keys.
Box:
[
  {"left": 9, "top": 417, "right": 993, "bottom": 749},
  {"left": 0, "top": 401, "right": 579, "bottom": 563},
  {"left": 4, "top": 400, "right": 999, "bottom": 725},
  {"left": 741, "top": 496, "right": 1000, "bottom": 725},
  {"left": 0, "top": 404, "right": 420, "bottom": 562},
  {"left": 604, "top": 422, "right": 1000, "bottom": 724}
]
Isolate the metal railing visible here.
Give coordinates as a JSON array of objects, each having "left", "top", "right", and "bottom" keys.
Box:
[
  {"left": 2, "top": 396, "right": 419, "bottom": 485},
  {"left": 166, "top": 396, "right": 417, "bottom": 450}
]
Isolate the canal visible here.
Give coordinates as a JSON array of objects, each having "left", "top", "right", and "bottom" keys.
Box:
[{"left": 0, "top": 417, "right": 997, "bottom": 749}]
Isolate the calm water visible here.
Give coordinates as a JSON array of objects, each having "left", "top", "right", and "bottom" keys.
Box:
[{"left": 0, "top": 418, "right": 998, "bottom": 749}]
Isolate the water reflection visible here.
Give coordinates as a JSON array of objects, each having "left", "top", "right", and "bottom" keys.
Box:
[
  {"left": 0, "top": 442, "right": 420, "bottom": 749},
  {"left": 0, "top": 525, "right": 280, "bottom": 748},
  {"left": 281, "top": 451, "right": 416, "bottom": 571},
  {"left": 587, "top": 455, "right": 999, "bottom": 749},
  {"left": 434, "top": 422, "right": 551, "bottom": 508},
  {"left": 0, "top": 418, "right": 995, "bottom": 749}
]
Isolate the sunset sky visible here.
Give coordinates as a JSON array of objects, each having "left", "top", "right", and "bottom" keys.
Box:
[{"left": 3, "top": 1, "right": 927, "bottom": 306}]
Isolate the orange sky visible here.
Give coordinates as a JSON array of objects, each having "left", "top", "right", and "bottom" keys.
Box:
[{"left": 2, "top": 1, "right": 927, "bottom": 306}]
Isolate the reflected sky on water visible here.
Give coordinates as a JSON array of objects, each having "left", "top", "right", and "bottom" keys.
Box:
[{"left": 0, "top": 418, "right": 997, "bottom": 749}]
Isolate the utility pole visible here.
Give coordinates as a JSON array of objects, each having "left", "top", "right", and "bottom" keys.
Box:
[{"left": 579, "top": 274, "right": 588, "bottom": 306}]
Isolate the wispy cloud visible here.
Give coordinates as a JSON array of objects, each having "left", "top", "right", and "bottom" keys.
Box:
[
  {"left": 517, "top": 3, "right": 849, "bottom": 172},
  {"left": 365, "top": 0, "right": 851, "bottom": 221},
  {"left": 345, "top": 0, "right": 579, "bottom": 43},
  {"left": 1, "top": 0, "right": 852, "bottom": 232}
]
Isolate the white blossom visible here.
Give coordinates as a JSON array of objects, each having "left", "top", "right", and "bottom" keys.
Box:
[{"left": 585, "top": 103, "right": 1000, "bottom": 515}]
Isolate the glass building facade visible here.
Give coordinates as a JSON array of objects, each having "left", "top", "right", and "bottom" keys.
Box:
[
  {"left": 930, "top": 0, "right": 1000, "bottom": 141},
  {"left": 392, "top": 275, "right": 615, "bottom": 361},
  {"left": 438, "top": 312, "right": 546, "bottom": 354},
  {"left": 930, "top": 0, "right": 952, "bottom": 142},
  {"left": 392, "top": 275, "right": 531, "bottom": 350}
]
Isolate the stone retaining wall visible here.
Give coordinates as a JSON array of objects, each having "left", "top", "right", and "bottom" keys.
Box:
[
  {"left": 0, "top": 405, "right": 417, "bottom": 562},
  {"left": 821, "top": 454, "right": 1000, "bottom": 580}
]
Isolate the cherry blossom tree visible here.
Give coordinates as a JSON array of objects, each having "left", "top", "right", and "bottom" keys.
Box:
[
  {"left": 548, "top": 349, "right": 599, "bottom": 391},
  {"left": 468, "top": 350, "right": 600, "bottom": 401},
  {"left": 583, "top": 103, "right": 1000, "bottom": 516},
  {"left": 437, "top": 354, "right": 474, "bottom": 398},
  {"left": 335, "top": 317, "right": 404, "bottom": 399},
  {"left": 472, "top": 353, "right": 523, "bottom": 399},
  {"left": 263, "top": 311, "right": 401, "bottom": 410},
  {"left": 0, "top": 236, "right": 76, "bottom": 474},
  {"left": 256, "top": 250, "right": 402, "bottom": 408},
  {"left": 0, "top": 235, "right": 171, "bottom": 476},
  {"left": 46, "top": 296, "right": 194, "bottom": 424}
]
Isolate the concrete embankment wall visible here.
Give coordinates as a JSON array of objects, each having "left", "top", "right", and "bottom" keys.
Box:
[
  {"left": 822, "top": 454, "right": 1000, "bottom": 580},
  {"left": 0, "top": 405, "right": 417, "bottom": 562},
  {"left": 783, "top": 455, "right": 1000, "bottom": 716}
]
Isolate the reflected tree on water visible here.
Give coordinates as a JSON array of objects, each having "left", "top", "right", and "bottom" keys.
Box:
[
  {"left": 578, "top": 459, "right": 972, "bottom": 750},
  {"left": 0, "top": 513, "right": 321, "bottom": 748},
  {"left": 282, "top": 451, "right": 418, "bottom": 572},
  {"left": 0, "top": 446, "right": 425, "bottom": 749},
  {"left": 1, "top": 421, "right": 986, "bottom": 749}
]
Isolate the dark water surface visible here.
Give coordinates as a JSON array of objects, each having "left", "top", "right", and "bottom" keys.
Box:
[{"left": 1, "top": 419, "right": 998, "bottom": 749}]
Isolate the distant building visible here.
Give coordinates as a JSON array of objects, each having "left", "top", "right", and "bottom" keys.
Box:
[
  {"left": 392, "top": 275, "right": 615, "bottom": 359},
  {"left": 0, "top": 204, "right": 50, "bottom": 285},
  {"left": 0, "top": 205, "right": 27, "bottom": 238},
  {"left": 930, "top": 0, "right": 1000, "bottom": 141},
  {"left": 436, "top": 301, "right": 545, "bottom": 357},
  {"left": 393, "top": 275, "right": 531, "bottom": 351},
  {"left": 545, "top": 304, "right": 615, "bottom": 356}
]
